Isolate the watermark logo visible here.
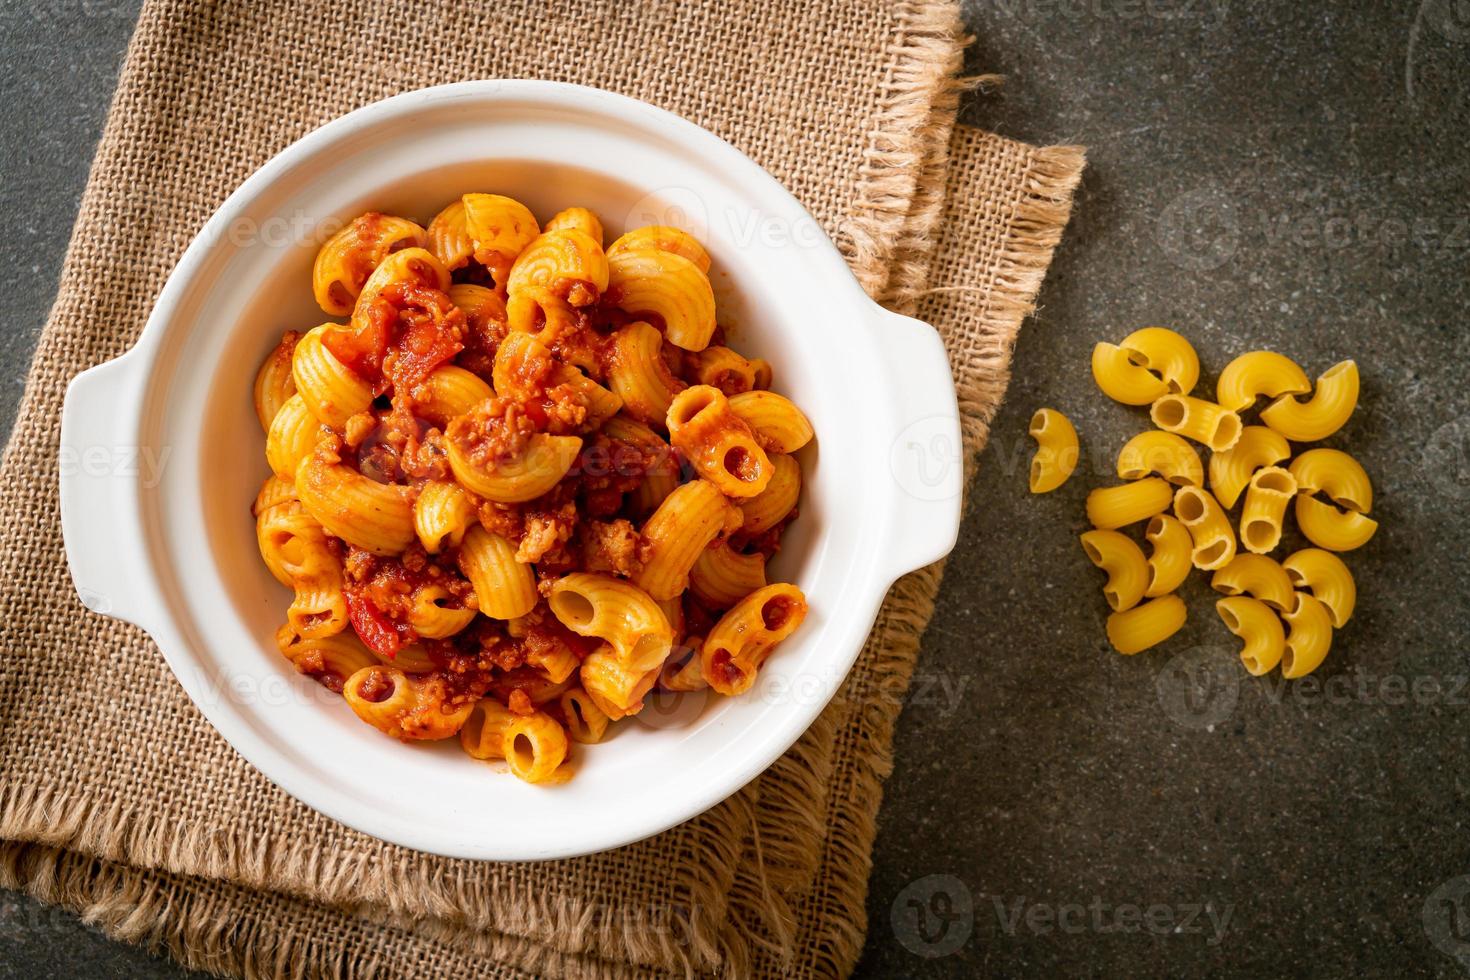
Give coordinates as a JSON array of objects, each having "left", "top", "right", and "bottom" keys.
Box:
[
  {"left": 1423, "top": 414, "right": 1470, "bottom": 500},
  {"left": 1156, "top": 183, "right": 1240, "bottom": 272},
  {"left": 1424, "top": 875, "right": 1470, "bottom": 970},
  {"left": 891, "top": 874, "right": 974, "bottom": 958},
  {"left": 890, "top": 415, "right": 963, "bottom": 502},
  {"left": 995, "top": 896, "right": 1233, "bottom": 945},
  {"left": 1156, "top": 644, "right": 1240, "bottom": 730}
]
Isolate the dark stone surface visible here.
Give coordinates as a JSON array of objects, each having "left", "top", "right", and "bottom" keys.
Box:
[{"left": 1, "top": 1, "right": 1467, "bottom": 977}]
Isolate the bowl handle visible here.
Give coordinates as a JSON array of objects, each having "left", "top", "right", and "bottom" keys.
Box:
[
  {"left": 871, "top": 305, "right": 965, "bottom": 577},
  {"left": 59, "top": 350, "right": 159, "bottom": 631}
]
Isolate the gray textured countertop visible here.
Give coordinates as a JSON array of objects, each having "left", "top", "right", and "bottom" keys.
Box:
[{"left": 3, "top": 1, "right": 1468, "bottom": 977}]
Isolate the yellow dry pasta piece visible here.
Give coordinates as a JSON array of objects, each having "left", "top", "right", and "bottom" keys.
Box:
[
  {"left": 1208, "top": 425, "right": 1291, "bottom": 510},
  {"left": 1215, "top": 351, "right": 1310, "bottom": 412},
  {"left": 1150, "top": 394, "right": 1242, "bottom": 452},
  {"left": 1116, "top": 430, "right": 1203, "bottom": 487},
  {"left": 1143, "top": 514, "right": 1192, "bottom": 598},
  {"left": 1294, "top": 495, "right": 1378, "bottom": 552},
  {"left": 1260, "top": 360, "right": 1359, "bottom": 441},
  {"left": 1216, "top": 596, "right": 1286, "bottom": 676},
  {"left": 1281, "top": 548, "right": 1355, "bottom": 628},
  {"left": 1119, "top": 326, "right": 1199, "bottom": 395},
  {"left": 1086, "top": 477, "right": 1173, "bottom": 530},
  {"left": 1239, "top": 466, "right": 1297, "bottom": 554},
  {"left": 1288, "top": 448, "right": 1372, "bottom": 513},
  {"left": 1091, "top": 342, "right": 1169, "bottom": 405},
  {"left": 1079, "top": 530, "right": 1149, "bottom": 612},
  {"left": 1173, "top": 485, "right": 1237, "bottom": 570},
  {"left": 1281, "top": 592, "right": 1334, "bottom": 679},
  {"left": 1210, "top": 553, "right": 1294, "bottom": 611},
  {"left": 1105, "top": 595, "right": 1186, "bottom": 655},
  {"left": 1028, "top": 408, "right": 1079, "bottom": 493}
]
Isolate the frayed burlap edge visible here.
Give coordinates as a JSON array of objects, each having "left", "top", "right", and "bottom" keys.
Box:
[{"left": 0, "top": 2, "right": 974, "bottom": 978}]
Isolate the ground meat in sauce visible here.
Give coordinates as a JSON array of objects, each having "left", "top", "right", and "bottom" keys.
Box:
[
  {"left": 446, "top": 397, "right": 537, "bottom": 467},
  {"left": 516, "top": 503, "right": 577, "bottom": 564},
  {"left": 580, "top": 519, "right": 648, "bottom": 578}
]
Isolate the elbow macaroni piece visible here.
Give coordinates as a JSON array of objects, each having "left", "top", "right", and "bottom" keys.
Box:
[
  {"left": 606, "top": 320, "right": 686, "bottom": 426},
  {"left": 444, "top": 428, "right": 583, "bottom": 503},
  {"left": 1143, "top": 514, "right": 1193, "bottom": 597},
  {"left": 276, "top": 626, "right": 379, "bottom": 691},
  {"left": 1288, "top": 448, "right": 1372, "bottom": 513},
  {"left": 503, "top": 711, "right": 571, "bottom": 784},
  {"left": 1239, "top": 466, "right": 1297, "bottom": 554},
  {"left": 413, "top": 480, "right": 478, "bottom": 554},
  {"left": 1209, "top": 553, "right": 1294, "bottom": 611},
  {"left": 728, "top": 390, "right": 815, "bottom": 454},
  {"left": 558, "top": 686, "right": 612, "bottom": 744},
  {"left": 544, "top": 206, "right": 604, "bottom": 246},
  {"left": 292, "top": 325, "right": 374, "bottom": 430},
  {"left": 414, "top": 366, "right": 493, "bottom": 427},
  {"left": 1150, "top": 395, "right": 1243, "bottom": 452},
  {"left": 1173, "top": 485, "right": 1237, "bottom": 570},
  {"left": 695, "top": 346, "right": 763, "bottom": 394},
  {"left": 580, "top": 645, "right": 660, "bottom": 719},
  {"left": 458, "top": 525, "right": 538, "bottom": 620},
  {"left": 253, "top": 331, "right": 299, "bottom": 431},
  {"left": 1028, "top": 408, "right": 1079, "bottom": 494},
  {"left": 1079, "top": 529, "right": 1149, "bottom": 612},
  {"left": 352, "top": 247, "right": 451, "bottom": 321},
  {"left": 295, "top": 453, "right": 416, "bottom": 556},
  {"left": 265, "top": 394, "right": 325, "bottom": 480},
  {"left": 667, "top": 386, "right": 774, "bottom": 497},
  {"left": 312, "top": 212, "right": 428, "bottom": 316},
  {"left": 739, "top": 452, "right": 801, "bottom": 534},
  {"left": 407, "top": 584, "right": 477, "bottom": 639},
  {"left": 549, "top": 572, "right": 673, "bottom": 672},
  {"left": 1215, "top": 596, "right": 1285, "bottom": 676},
  {"left": 459, "top": 698, "right": 515, "bottom": 760},
  {"left": 606, "top": 225, "right": 712, "bottom": 272},
  {"left": 506, "top": 228, "right": 610, "bottom": 303},
  {"left": 342, "top": 666, "right": 474, "bottom": 741},
  {"left": 1115, "top": 430, "right": 1202, "bottom": 487},
  {"left": 1208, "top": 425, "right": 1291, "bottom": 510},
  {"left": 600, "top": 416, "right": 680, "bottom": 516},
  {"left": 1281, "top": 549, "right": 1355, "bottom": 628},
  {"left": 1105, "top": 594, "right": 1186, "bottom": 655},
  {"left": 1215, "top": 351, "right": 1310, "bottom": 411},
  {"left": 700, "top": 584, "right": 808, "bottom": 695},
  {"left": 637, "top": 480, "right": 739, "bottom": 599},
  {"left": 1260, "top": 360, "right": 1359, "bottom": 441},
  {"left": 1281, "top": 592, "right": 1334, "bottom": 679},
  {"left": 690, "top": 540, "right": 768, "bottom": 609},
  {"left": 1086, "top": 477, "right": 1174, "bottom": 530},
  {"left": 1091, "top": 342, "right": 1170, "bottom": 405},
  {"left": 462, "top": 193, "right": 540, "bottom": 286},
  {"left": 607, "top": 247, "right": 717, "bottom": 351},
  {"left": 1119, "top": 327, "right": 1199, "bottom": 395},
  {"left": 1294, "top": 495, "right": 1378, "bottom": 552}
]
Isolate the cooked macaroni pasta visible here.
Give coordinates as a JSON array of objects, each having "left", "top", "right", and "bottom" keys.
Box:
[{"left": 249, "top": 198, "right": 812, "bottom": 783}]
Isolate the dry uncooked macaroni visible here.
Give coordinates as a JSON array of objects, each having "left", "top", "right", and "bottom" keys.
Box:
[
  {"left": 252, "top": 200, "right": 813, "bottom": 783},
  {"left": 1045, "top": 327, "right": 1376, "bottom": 677}
]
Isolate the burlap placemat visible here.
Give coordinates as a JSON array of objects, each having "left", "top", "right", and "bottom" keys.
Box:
[{"left": 0, "top": 0, "right": 1083, "bottom": 975}]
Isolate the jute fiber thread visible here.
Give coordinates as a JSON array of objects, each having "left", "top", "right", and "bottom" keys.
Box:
[{"left": 0, "top": 0, "right": 1085, "bottom": 975}]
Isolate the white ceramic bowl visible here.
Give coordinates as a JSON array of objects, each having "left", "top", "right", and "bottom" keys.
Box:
[{"left": 58, "top": 81, "right": 962, "bottom": 860}]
